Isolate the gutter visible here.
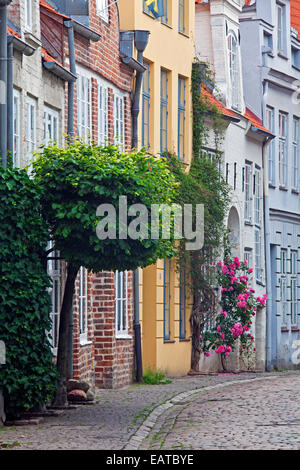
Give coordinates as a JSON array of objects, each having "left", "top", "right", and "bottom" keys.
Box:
[
  {"left": 72, "top": 19, "right": 101, "bottom": 42},
  {"left": 43, "top": 61, "right": 77, "bottom": 82},
  {"left": 121, "top": 56, "right": 145, "bottom": 73},
  {"left": 0, "top": 1, "right": 11, "bottom": 168}
]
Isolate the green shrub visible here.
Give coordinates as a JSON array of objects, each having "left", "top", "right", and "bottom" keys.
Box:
[
  {"left": 0, "top": 167, "right": 58, "bottom": 417},
  {"left": 142, "top": 369, "right": 172, "bottom": 385}
]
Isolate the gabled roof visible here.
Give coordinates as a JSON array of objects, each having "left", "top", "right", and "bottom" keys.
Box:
[
  {"left": 201, "top": 85, "right": 240, "bottom": 122},
  {"left": 245, "top": 107, "right": 273, "bottom": 136},
  {"left": 40, "top": 0, "right": 70, "bottom": 20}
]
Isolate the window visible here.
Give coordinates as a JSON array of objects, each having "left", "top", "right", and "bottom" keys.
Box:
[
  {"left": 178, "top": 0, "right": 185, "bottom": 33},
  {"left": 244, "top": 162, "right": 252, "bottom": 223},
  {"left": 255, "top": 229, "right": 263, "bottom": 283},
  {"left": 280, "top": 276, "right": 288, "bottom": 325},
  {"left": 163, "top": 259, "right": 171, "bottom": 340},
  {"left": 289, "top": 250, "right": 298, "bottom": 325},
  {"left": 254, "top": 168, "right": 261, "bottom": 226},
  {"left": 161, "top": 0, "right": 168, "bottom": 24},
  {"left": 13, "top": 90, "right": 20, "bottom": 168},
  {"left": 266, "top": 106, "right": 275, "bottom": 185},
  {"left": 292, "top": 47, "right": 300, "bottom": 68},
  {"left": 281, "top": 248, "right": 287, "bottom": 274},
  {"left": 179, "top": 267, "right": 186, "bottom": 340},
  {"left": 279, "top": 112, "right": 288, "bottom": 187},
  {"left": 142, "top": 61, "right": 150, "bottom": 149},
  {"left": 178, "top": 76, "right": 186, "bottom": 161},
  {"left": 115, "top": 271, "right": 128, "bottom": 337},
  {"left": 44, "top": 107, "right": 59, "bottom": 147},
  {"left": 114, "top": 94, "right": 125, "bottom": 150},
  {"left": 79, "top": 267, "right": 88, "bottom": 343},
  {"left": 26, "top": 96, "right": 36, "bottom": 166},
  {"left": 228, "top": 33, "right": 240, "bottom": 110},
  {"left": 25, "top": 0, "right": 33, "bottom": 31},
  {"left": 47, "top": 241, "right": 61, "bottom": 356},
  {"left": 77, "top": 74, "right": 92, "bottom": 142},
  {"left": 160, "top": 69, "right": 168, "bottom": 154},
  {"left": 292, "top": 117, "right": 300, "bottom": 191},
  {"left": 244, "top": 248, "right": 253, "bottom": 270},
  {"left": 96, "top": 0, "right": 109, "bottom": 22},
  {"left": 98, "top": 83, "right": 108, "bottom": 145},
  {"left": 277, "top": 3, "right": 286, "bottom": 54},
  {"left": 201, "top": 148, "right": 222, "bottom": 175}
]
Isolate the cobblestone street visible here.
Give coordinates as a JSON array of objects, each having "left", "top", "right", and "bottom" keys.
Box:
[{"left": 1, "top": 371, "right": 300, "bottom": 450}]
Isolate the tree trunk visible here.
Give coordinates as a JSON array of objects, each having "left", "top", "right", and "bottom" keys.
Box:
[
  {"left": 190, "top": 293, "right": 201, "bottom": 372},
  {"left": 52, "top": 263, "right": 79, "bottom": 407}
]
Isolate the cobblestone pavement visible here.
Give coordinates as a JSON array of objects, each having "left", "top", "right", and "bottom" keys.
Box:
[
  {"left": 0, "top": 370, "right": 299, "bottom": 450},
  {"left": 144, "top": 373, "right": 300, "bottom": 450}
]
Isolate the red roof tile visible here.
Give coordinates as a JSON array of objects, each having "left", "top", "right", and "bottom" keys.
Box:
[
  {"left": 201, "top": 85, "right": 238, "bottom": 120},
  {"left": 245, "top": 107, "right": 273, "bottom": 135},
  {"left": 291, "top": 0, "right": 300, "bottom": 40}
]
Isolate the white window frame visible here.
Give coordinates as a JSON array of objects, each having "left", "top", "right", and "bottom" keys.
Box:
[
  {"left": 278, "top": 111, "right": 288, "bottom": 187},
  {"left": 44, "top": 106, "right": 59, "bottom": 147},
  {"left": 47, "top": 241, "right": 61, "bottom": 356},
  {"left": 113, "top": 94, "right": 125, "bottom": 150},
  {"left": 292, "top": 117, "right": 300, "bottom": 191},
  {"left": 255, "top": 228, "right": 263, "bottom": 283},
  {"left": 228, "top": 32, "right": 240, "bottom": 110},
  {"left": 115, "top": 270, "right": 129, "bottom": 338},
  {"left": 254, "top": 167, "right": 261, "bottom": 227},
  {"left": 277, "top": 3, "right": 286, "bottom": 55},
  {"left": 244, "top": 162, "right": 252, "bottom": 223},
  {"left": 96, "top": 0, "right": 109, "bottom": 23},
  {"left": 79, "top": 267, "right": 88, "bottom": 344},
  {"left": 25, "top": 0, "right": 33, "bottom": 31},
  {"left": 26, "top": 96, "right": 36, "bottom": 167},
  {"left": 77, "top": 73, "right": 92, "bottom": 142},
  {"left": 266, "top": 106, "right": 275, "bottom": 185},
  {"left": 98, "top": 83, "right": 108, "bottom": 145},
  {"left": 13, "top": 89, "right": 20, "bottom": 168}
]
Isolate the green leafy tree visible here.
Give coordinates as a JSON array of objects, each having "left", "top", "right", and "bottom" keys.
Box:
[
  {"left": 32, "top": 140, "right": 178, "bottom": 406},
  {"left": 0, "top": 167, "right": 58, "bottom": 418}
]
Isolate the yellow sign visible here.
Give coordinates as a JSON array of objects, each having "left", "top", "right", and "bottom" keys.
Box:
[{"left": 145, "top": 0, "right": 159, "bottom": 14}]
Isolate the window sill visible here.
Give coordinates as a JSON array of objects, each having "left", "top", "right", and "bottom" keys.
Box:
[
  {"left": 179, "top": 338, "right": 191, "bottom": 342},
  {"left": 161, "top": 21, "right": 172, "bottom": 29},
  {"left": 292, "top": 189, "right": 299, "bottom": 195},
  {"left": 281, "top": 327, "right": 289, "bottom": 333},
  {"left": 116, "top": 334, "right": 132, "bottom": 340},
  {"left": 245, "top": 221, "right": 252, "bottom": 226},
  {"left": 277, "top": 52, "right": 288, "bottom": 60},
  {"left": 143, "top": 10, "right": 154, "bottom": 20},
  {"left": 80, "top": 339, "right": 92, "bottom": 347},
  {"left": 163, "top": 339, "right": 176, "bottom": 344},
  {"left": 178, "top": 30, "right": 189, "bottom": 39},
  {"left": 279, "top": 185, "right": 288, "bottom": 191},
  {"left": 291, "top": 327, "right": 300, "bottom": 332},
  {"left": 256, "top": 280, "right": 265, "bottom": 287},
  {"left": 269, "top": 183, "right": 276, "bottom": 189}
]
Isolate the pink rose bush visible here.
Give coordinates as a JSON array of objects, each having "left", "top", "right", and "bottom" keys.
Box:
[{"left": 202, "top": 255, "right": 267, "bottom": 364}]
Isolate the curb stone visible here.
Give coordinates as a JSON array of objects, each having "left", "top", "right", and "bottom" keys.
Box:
[{"left": 123, "top": 375, "right": 284, "bottom": 450}]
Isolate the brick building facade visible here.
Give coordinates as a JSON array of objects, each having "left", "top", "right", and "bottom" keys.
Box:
[{"left": 49, "top": 0, "right": 135, "bottom": 389}]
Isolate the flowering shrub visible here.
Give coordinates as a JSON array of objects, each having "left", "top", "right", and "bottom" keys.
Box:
[{"left": 202, "top": 256, "right": 267, "bottom": 367}]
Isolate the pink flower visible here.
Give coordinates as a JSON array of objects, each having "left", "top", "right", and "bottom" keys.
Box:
[
  {"left": 250, "top": 288, "right": 255, "bottom": 293},
  {"left": 238, "top": 294, "right": 244, "bottom": 300},
  {"left": 205, "top": 351, "right": 210, "bottom": 357},
  {"left": 217, "top": 262, "right": 222, "bottom": 266},
  {"left": 217, "top": 326, "right": 221, "bottom": 332},
  {"left": 225, "top": 352, "right": 230, "bottom": 356},
  {"left": 222, "top": 311, "right": 228, "bottom": 317},
  {"left": 226, "top": 346, "right": 232, "bottom": 352},
  {"left": 220, "top": 333, "right": 225, "bottom": 339},
  {"left": 248, "top": 268, "right": 253, "bottom": 273},
  {"left": 222, "top": 265, "right": 228, "bottom": 274},
  {"left": 234, "top": 257, "right": 241, "bottom": 268}
]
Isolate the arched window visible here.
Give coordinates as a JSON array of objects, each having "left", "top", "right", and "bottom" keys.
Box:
[{"left": 227, "top": 32, "right": 240, "bottom": 110}]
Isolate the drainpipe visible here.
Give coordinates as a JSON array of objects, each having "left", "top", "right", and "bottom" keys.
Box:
[
  {"left": 262, "top": 80, "right": 273, "bottom": 371},
  {"left": 7, "top": 37, "right": 13, "bottom": 161},
  {"left": 0, "top": 0, "right": 12, "bottom": 168},
  {"left": 64, "top": 21, "right": 77, "bottom": 379},
  {"left": 64, "top": 21, "right": 77, "bottom": 138}
]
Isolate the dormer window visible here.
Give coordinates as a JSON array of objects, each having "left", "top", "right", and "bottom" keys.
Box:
[
  {"left": 25, "top": 0, "right": 33, "bottom": 31},
  {"left": 228, "top": 32, "right": 240, "bottom": 110},
  {"left": 97, "top": 0, "right": 109, "bottom": 22}
]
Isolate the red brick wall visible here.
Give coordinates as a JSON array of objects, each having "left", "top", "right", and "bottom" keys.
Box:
[
  {"left": 66, "top": 0, "right": 134, "bottom": 389},
  {"left": 8, "top": 0, "right": 20, "bottom": 29},
  {"left": 93, "top": 271, "right": 134, "bottom": 389}
]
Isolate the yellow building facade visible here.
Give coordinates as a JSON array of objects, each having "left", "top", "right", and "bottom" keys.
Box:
[{"left": 118, "top": 0, "right": 195, "bottom": 376}]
